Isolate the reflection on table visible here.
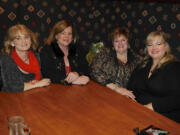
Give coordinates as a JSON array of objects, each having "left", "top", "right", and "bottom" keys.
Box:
[{"left": 0, "top": 80, "right": 179, "bottom": 135}]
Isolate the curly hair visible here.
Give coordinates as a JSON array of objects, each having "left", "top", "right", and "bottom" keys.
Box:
[{"left": 1, "top": 24, "right": 38, "bottom": 55}]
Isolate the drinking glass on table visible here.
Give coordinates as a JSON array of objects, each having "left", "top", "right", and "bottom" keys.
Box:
[{"left": 8, "top": 116, "right": 30, "bottom": 135}]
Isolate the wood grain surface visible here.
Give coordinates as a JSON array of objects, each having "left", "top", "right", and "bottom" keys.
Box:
[{"left": 0, "top": 81, "right": 179, "bottom": 135}]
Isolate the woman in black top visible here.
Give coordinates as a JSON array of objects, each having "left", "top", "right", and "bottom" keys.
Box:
[
  {"left": 40, "top": 19, "right": 89, "bottom": 85},
  {"left": 128, "top": 31, "right": 180, "bottom": 123}
]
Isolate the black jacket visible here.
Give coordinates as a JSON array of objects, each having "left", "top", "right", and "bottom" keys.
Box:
[
  {"left": 127, "top": 60, "right": 180, "bottom": 123},
  {"left": 40, "top": 42, "right": 89, "bottom": 84}
]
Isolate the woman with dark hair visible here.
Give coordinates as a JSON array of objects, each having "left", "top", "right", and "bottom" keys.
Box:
[
  {"left": 127, "top": 31, "right": 180, "bottom": 123},
  {"left": 90, "top": 27, "right": 142, "bottom": 99},
  {"left": 0, "top": 24, "right": 51, "bottom": 92},
  {"left": 40, "top": 19, "right": 89, "bottom": 85}
]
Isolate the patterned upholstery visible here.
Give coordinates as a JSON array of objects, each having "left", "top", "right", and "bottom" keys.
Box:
[{"left": 0, "top": 0, "right": 179, "bottom": 58}]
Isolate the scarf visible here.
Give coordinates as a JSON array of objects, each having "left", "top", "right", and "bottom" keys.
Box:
[{"left": 11, "top": 49, "right": 41, "bottom": 80}]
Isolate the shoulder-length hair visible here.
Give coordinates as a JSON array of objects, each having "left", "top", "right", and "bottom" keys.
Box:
[
  {"left": 1, "top": 24, "right": 38, "bottom": 55},
  {"left": 46, "top": 19, "right": 77, "bottom": 45},
  {"left": 142, "top": 31, "right": 176, "bottom": 68}
]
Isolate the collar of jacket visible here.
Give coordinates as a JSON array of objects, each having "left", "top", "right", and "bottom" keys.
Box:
[{"left": 50, "top": 42, "right": 76, "bottom": 59}]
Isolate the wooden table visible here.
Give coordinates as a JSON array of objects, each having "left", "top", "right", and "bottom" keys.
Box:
[{"left": 0, "top": 81, "right": 179, "bottom": 135}]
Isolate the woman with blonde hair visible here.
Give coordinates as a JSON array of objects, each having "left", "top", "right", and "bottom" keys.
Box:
[
  {"left": 0, "top": 24, "right": 51, "bottom": 92},
  {"left": 40, "top": 19, "right": 89, "bottom": 85},
  {"left": 127, "top": 31, "right": 180, "bottom": 123}
]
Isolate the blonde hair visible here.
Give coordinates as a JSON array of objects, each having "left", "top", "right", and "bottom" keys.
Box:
[
  {"left": 142, "top": 31, "right": 176, "bottom": 68},
  {"left": 1, "top": 24, "right": 38, "bottom": 55},
  {"left": 46, "top": 19, "right": 77, "bottom": 45}
]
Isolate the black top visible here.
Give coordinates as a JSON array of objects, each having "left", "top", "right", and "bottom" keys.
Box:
[
  {"left": 40, "top": 42, "right": 89, "bottom": 84},
  {"left": 127, "top": 60, "right": 180, "bottom": 123}
]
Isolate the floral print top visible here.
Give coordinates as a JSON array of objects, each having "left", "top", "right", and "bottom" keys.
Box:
[{"left": 90, "top": 47, "right": 142, "bottom": 88}]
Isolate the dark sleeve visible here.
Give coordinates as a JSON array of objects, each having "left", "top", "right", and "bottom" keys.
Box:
[
  {"left": 152, "top": 62, "right": 180, "bottom": 113},
  {"left": 89, "top": 48, "right": 113, "bottom": 85},
  {"left": 127, "top": 65, "right": 154, "bottom": 105},
  {"left": 40, "top": 46, "right": 52, "bottom": 79},
  {"left": 127, "top": 67, "right": 144, "bottom": 99},
  {"left": 127, "top": 68, "right": 136, "bottom": 91},
  {"left": 73, "top": 43, "right": 89, "bottom": 76},
  {"left": 0, "top": 57, "right": 24, "bottom": 92},
  {"left": 76, "top": 51, "right": 89, "bottom": 76},
  {"left": 39, "top": 46, "right": 64, "bottom": 83}
]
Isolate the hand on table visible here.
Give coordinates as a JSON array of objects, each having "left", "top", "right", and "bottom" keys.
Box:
[
  {"left": 65, "top": 72, "right": 79, "bottom": 83},
  {"left": 35, "top": 78, "right": 51, "bottom": 87},
  {"left": 72, "top": 75, "right": 90, "bottom": 85},
  {"left": 24, "top": 78, "right": 51, "bottom": 91},
  {"left": 116, "top": 87, "right": 136, "bottom": 100}
]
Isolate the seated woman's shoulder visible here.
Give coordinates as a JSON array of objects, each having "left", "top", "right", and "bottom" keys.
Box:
[
  {"left": 91, "top": 47, "right": 111, "bottom": 57},
  {"left": 0, "top": 55, "right": 11, "bottom": 62},
  {"left": 39, "top": 44, "right": 52, "bottom": 53},
  {"left": 169, "top": 60, "right": 180, "bottom": 67},
  {"left": 164, "top": 60, "right": 180, "bottom": 72},
  {"left": 100, "top": 47, "right": 113, "bottom": 54},
  {"left": 0, "top": 55, "right": 14, "bottom": 70}
]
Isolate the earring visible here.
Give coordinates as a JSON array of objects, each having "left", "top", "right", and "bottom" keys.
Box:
[{"left": 11, "top": 43, "right": 15, "bottom": 47}]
